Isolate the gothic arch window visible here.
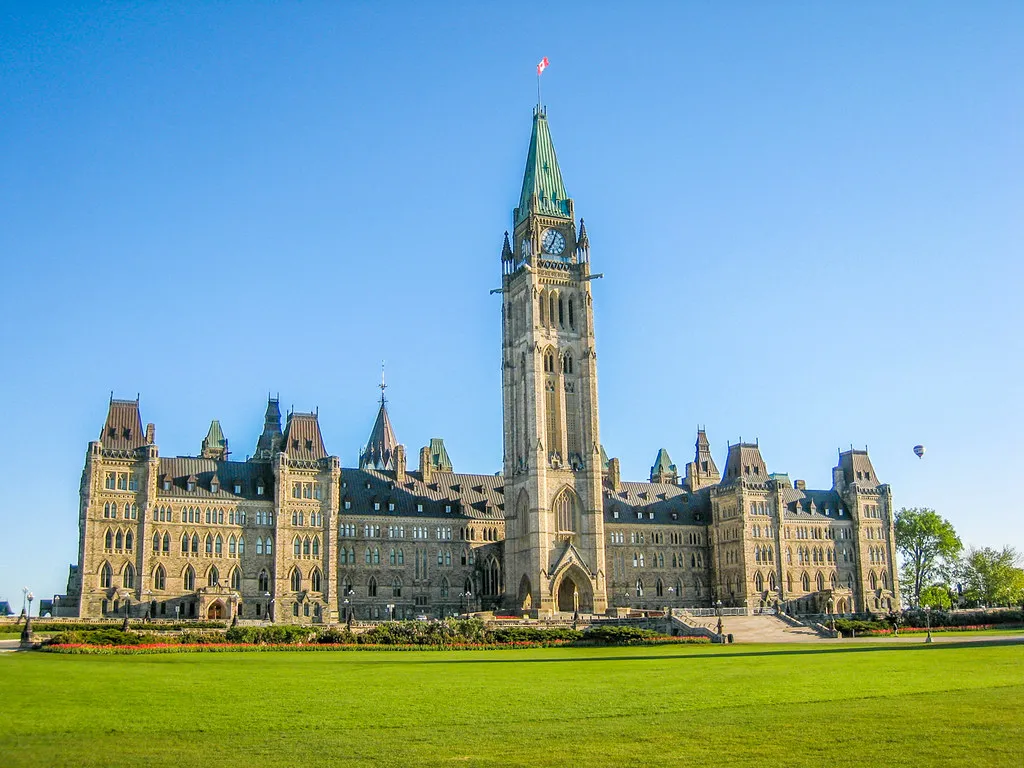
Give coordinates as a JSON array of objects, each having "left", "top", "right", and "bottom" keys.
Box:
[
  {"left": 392, "top": 577, "right": 402, "bottom": 598},
  {"left": 154, "top": 564, "right": 166, "bottom": 591},
  {"left": 440, "top": 576, "right": 450, "bottom": 599},
  {"left": 181, "top": 533, "right": 189, "bottom": 554},
  {"left": 561, "top": 352, "right": 574, "bottom": 375},
  {"left": 801, "top": 572, "right": 810, "bottom": 592},
  {"left": 754, "top": 572, "right": 764, "bottom": 592},
  {"left": 830, "top": 571, "right": 838, "bottom": 588},
  {"left": 869, "top": 571, "right": 878, "bottom": 590},
  {"left": 105, "top": 530, "right": 113, "bottom": 550},
  {"left": 303, "top": 537, "right": 311, "bottom": 557},
  {"left": 815, "top": 572, "right": 825, "bottom": 592},
  {"left": 115, "top": 530, "right": 124, "bottom": 550},
  {"left": 192, "top": 533, "right": 200, "bottom": 553},
  {"left": 208, "top": 566, "right": 220, "bottom": 587},
  {"left": 568, "top": 296, "right": 575, "bottom": 329},
  {"left": 368, "top": 576, "right": 378, "bottom": 598},
  {"left": 290, "top": 568, "right": 302, "bottom": 592},
  {"left": 552, "top": 487, "right": 579, "bottom": 534},
  {"left": 205, "top": 534, "right": 213, "bottom": 554},
  {"left": 258, "top": 569, "right": 269, "bottom": 592},
  {"left": 557, "top": 295, "right": 565, "bottom": 327},
  {"left": 215, "top": 535, "right": 223, "bottom": 555},
  {"left": 100, "top": 561, "right": 113, "bottom": 588},
  {"left": 123, "top": 563, "right": 135, "bottom": 589},
  {"left": 183, "top": 565, "right": 195, "bottom": 591},
  {"left": 294, "top": 537, "right": 302, "bottom": 556},
  {"left": 311, "top": 568, "right": 322, "bottom": 593},
  {"left": 312, "top": 537, "right": 320, "bottom": 557},
  {"left": 768, "top": 572, "right": 777, "bottom": 591},
  {"left": 656, "top": 578, "right": 664, "bottom": 597},
  {"left": 230, "top": 567, "right": 241, "bottom": 590},
  {"left": 549, "top": 293, "right": 556, "bottom": 327},
  {"left": 229, "top": 535, "right": 236, "bottom": 556},
  {"left": 881, "top": 571, "right": 889, "bottom": 590},
  {"left": 539, "top": 291, "right": 546, "bottom": 326},
  {"left": 153, "top": 532, "right": 161, "bottom": 553},
  {"left": 635, "top": 578, "right": 644, "bottom": 598},
  {"left": 256, "top": 538, "right": 264, "bottom": 555}
]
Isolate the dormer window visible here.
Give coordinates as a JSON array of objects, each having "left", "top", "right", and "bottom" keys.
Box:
[
  {"left": 388, "top": 503, "right": 395, "bottom": 512},
  {"left": 344, "top": 500, "right": 351, "bottom": 510},
  {"left": 445, "top": 505, "right": 452, "bottom": 514},
  {"left": 416, "top": 504, "right": 423, "bottom": 513},
  {"left": 234, "top": 483, "right": 242, "bottom": 494},
  {"left": 613, "top": 510, "right": 619, "bottom": 519},
  {"left": 211, "top": 481, "right": 219, "bottom": 493},
  {"left": 256, "top": 482, "right": 265, "bottom": 496},
  {"left": 162, "top": 479, "right": 171, "bottom": 491},
  {"left": 187, "top": 481, "right": 196, "bottom": 492},
  {"left": 107, "top": 427, "right": 116, "bottom": 439},
  {"left": 648, "top": 512, "right": 654, "bottom": 520},
  {"left": 374, "top": 502, "right": 381, "bottom": 511},
  {"left": 636, "top": 511, "right": 642, "bottom": 520},
  {"left": 305, "top": 439, "right": 313, "bottom": 451},
  {"left": 292, "top": 439, "right": 299, "bottom": 450},
  {"left": 122, "top": 427, "right": 131, "bottom": 440}
]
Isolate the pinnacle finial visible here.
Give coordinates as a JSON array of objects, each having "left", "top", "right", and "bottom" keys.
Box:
[
  {"left": 501, "top": 231, "right": 513, "bottom": 260},
  {"left": 380, "top": 361, "right": 387, "bottom": 406}
]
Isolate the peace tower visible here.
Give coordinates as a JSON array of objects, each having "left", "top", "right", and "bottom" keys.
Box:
[{"left": 500, "top": 106, "right": 608, "bottom": 616}]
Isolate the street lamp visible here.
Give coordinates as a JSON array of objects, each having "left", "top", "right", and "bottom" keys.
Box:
[
  {"left": 460, "top": 591, "right": 472, "bottom": 615},
  {"left": 20, "top": 587, "right": 28, "bottom": 625},
  {"left": 53, "top": 595, "right": 60, "bottom": 618},
  {"left": 386, "top": 603, "right": 395, "bottom": 621},
  {"left": 924, "top": 605, "right": 933, "bottom": 644},
  {"left": 20, "top": 590, "right": 35, "bottom": 646},
  {"left": 345, "top": 588, "right": 355, "bottom": 627}
]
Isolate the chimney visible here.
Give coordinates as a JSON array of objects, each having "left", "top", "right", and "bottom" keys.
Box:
[
  {"left": 795, "top": 479, "right": 806, "bottom": 491},
  {"left": 145, "top": 423, "right": 156, "bottom": 445},
  {"left": 609, "top": 457, "right": 621, "bottom": 492},
  {"left": 394, "top": 445, "right": 406, "bottom": 484},
  {"left": 419, "top": 445, "right": 432, "bottom": 485}
]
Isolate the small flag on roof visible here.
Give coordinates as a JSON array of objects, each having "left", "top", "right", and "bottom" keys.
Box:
[{"left": 537, "top": 57, "right": 549, "bottom": 75}]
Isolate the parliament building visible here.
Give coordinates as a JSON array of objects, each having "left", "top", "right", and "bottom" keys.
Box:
[{"left": 62, "top": 107, "right": 899, "bottom": 622}]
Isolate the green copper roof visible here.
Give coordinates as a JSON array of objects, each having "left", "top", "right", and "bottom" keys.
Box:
[
  {"left": 652, "top": 448, "right": 677, "bottom": 475},
  {"left": 516, "top": 108, "right": 570, "bottom": 225}
]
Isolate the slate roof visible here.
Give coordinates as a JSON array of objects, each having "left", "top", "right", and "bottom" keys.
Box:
[
  {"left": 838, "top": 449, "right": 881, "bottom": 488},
  {"left": 603, "top": 481, "right": 711, "bottom": 526},
  {"left": 340, "top": 468, "right": 505, "bottom": 520},
  {"left": 158, "top": 457, "right": 272, "bottom": 500},
  {"left": 100, "top": 398, "right": 147, "bottom": 451},
  {"left": 515, "top": 108, "right": 571, "bottom": 225},
  {"left": 252, "top": 397, "right": 282, "bottom": 460},
  {"left": 721, "top": 442, "right": 768, "bottom": 483},
  {"left": 281, "top": 412, "right": 328, "bottom": 462},
  {"left": 780, "top": 487, "right": 849, "bottom": 521},
  {"left": 650, "top": 448, "right": 677, "bottom": 478}
]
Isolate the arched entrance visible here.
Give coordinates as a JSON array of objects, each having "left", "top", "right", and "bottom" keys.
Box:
[
  {"left": 836, "top": 597, "right": 848, "bottom": 614},
  {"left": 207, "top": 601, "right": 224, "bottom": 620},
  {"left": 553, "top": 566, "right": 594, "bottom": 614},
  {"left": 518, "top": 575, "right": 533, "bottom": 611}
]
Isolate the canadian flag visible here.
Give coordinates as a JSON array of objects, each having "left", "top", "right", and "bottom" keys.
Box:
[{"left": 537, "top": 57, "right": 549, "bottom": 75}]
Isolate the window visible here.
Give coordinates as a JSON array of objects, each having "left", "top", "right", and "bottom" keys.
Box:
[
  {"left": 162, "top": 532, "right": 170, "bottom": 553},
  {"left": 291, "top": 569, "right": 301, "bottom": 592},
  {"left": 311, "top": 568, "right": 322, "bottom": 592},
  {"left": 122, "top": 563, "right": 135, "bottom": 589},
  {"left": 368, "top": 577, "right": 378, "bottom": 598},
  {"left": 231, "top": 568, "right": 241, "bottom": 590},
  {"left": 392, "top": 579, "right": 402, "bottom": 598},
  {"left": 258, "top": 570, "right": 269, "bottom": 592},
  {"left": 215, "top": 535, "right": 223, "bottom": 555},
  {"left": 265, "top": 537, "right": 273, "bottom": 555},
  {"left": 208, "top": 566, "right": 219, "bottom": 587},
  {"left": 100, "top": 562, "right": 113, "bottom": 588},
  {"left": 256, "top": 538, "right": 264, "bottom": 555},
  {"left": 184, "top": 566, "right": 195, "bottom": 591},
  {"left": 154, "top": 565, "right": 166, "bottom": 590}
]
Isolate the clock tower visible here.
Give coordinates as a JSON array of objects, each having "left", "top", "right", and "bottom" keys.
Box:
[{"left": 501, "top": 106, "right": 607, "bottom": 616}]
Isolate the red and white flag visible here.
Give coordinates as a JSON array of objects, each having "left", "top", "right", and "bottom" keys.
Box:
[{"left": 537, "top": 57, "right": 549, "bottom": 75}]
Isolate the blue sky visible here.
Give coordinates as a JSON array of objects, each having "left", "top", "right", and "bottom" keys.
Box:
[{"left": 1, "top": 2, "right": 1021, "bottom": 610}]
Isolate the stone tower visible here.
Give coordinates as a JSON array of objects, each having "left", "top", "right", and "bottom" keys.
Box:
[{"left": 501, "top": 106, "right": 607, "bottom": 616}]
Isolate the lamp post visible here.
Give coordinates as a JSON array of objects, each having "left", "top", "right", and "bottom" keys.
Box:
[
  {"left": 386, "top": 603, "right": 395, "bottom": 622},
  {"left": 345, "top": 588, "right": 354, "bottom": 627},
  {"left": 20, "top": 587, "right": 28, "bottom": 625},
  {"left": 20, "top": 590, "right": 35, "bottom": 647},
  {"left": 715, "top": 599, "right": 724, "bottom": 640},
  {"left": 53, "top": 595, "right": 60, "bottom": 618},
  {"left": 460, "top": 591, "right": 472, "bottom": 616},
  {"left": 924, "top": 605, "right": 933, "bottom": 644}
]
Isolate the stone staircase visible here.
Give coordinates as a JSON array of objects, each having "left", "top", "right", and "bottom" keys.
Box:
[{"left": 676, "top": 613, "right": 831, "bottom": 643}]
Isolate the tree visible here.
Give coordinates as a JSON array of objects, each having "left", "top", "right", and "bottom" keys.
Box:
[
  {"left": 958, "top": 547, "right": 1024, "bottom": 607},
  {"left": 919, "top": 584, "right": 952, "bottom": 610},
  {"left": 894, "top": 508, "right": 962, "bottom": 607}
]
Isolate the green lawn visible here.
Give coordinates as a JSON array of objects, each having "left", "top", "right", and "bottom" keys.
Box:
[{"left": 2, "top": 641, "right": 1023, "bottom": 767}]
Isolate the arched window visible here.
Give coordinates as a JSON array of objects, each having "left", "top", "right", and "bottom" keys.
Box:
[
  {"left": 294, "top": 537, "right": 302, "bottom": 556},
  {"left": 181, "top": 533, "right": 189, "bottom": 553},
  {"left": 754, "top": 572, "right": 764, "bottom": 592},
  {"left": 365, "top": 547, "right": 372, "bottom": 564},
  {"left": 154, "top": 565, "right": 166, "bottom": 590},
  {"left": 373, "top": 548, "right": 380, "bottom": 564},
  {"left": 123, "top": 563, "right": 135, "bottom": 589},
  {"left": 115, "top": 530, "right": 124, "bottom": 550},
  {"left": 290, "top": 568, "right": 301, "bottom": 592},
  {"left": 552, "top": 488, "right": 579, "bottom": 534},
  {"left": 205, "top": 535, "right": 213, "bottom": 554},
  {"left": 256, "top": 538, "right": 264, "bottom": 555},
  {"left": 816, "top": 572, "right": 825, "bottom": 592},
  {"left": 392, "top": 578, "right": 402, "bottom": 598},
  {"left": 398, "top": 548, "right": 404, "bottom": 565},
  {"left": 830, "top": 571, "right": 838, "bottom": 588},
  {"left": 258, "top": 569, "right": 269, "bottom": 592},
  {"left": 162, "top": 532, "right": 170, "bottom": 553},
  {"left": 656, "top": 578, "right": 664, "bottom": 597},
  {"left": 869, "top": 571, "right": 878, "bottom": 590},
  {"left": 801, "top": 572, "right": 810, "bottom": 592},
  {"left": 230, "top": 567, "right": 241, "bottom": 590},
  {"left": 768, "top": 572, "right": 777, "bottom": 591},
  {"left": 265, "top": 537, "right": 273, "bottom": 555},
  {"left": 368, "top": 576, "right": 378, "bottom": 598},
  {"left": 229, "top": 536, "right": 236, "bottom": 556},
  {"left": 303, "top": 537, "right": 311, "bottom": 556},
  {"left": 635, "top": 578, "right": 644, "bottom": 598},
  {"left": 100, "top": 561, "right": 113, "bottom": 588},
  {"left": 238, "top": 537, "right": 244, "bottom": 555},
  {"left": 881, "top": 571, "right": 889, "bottom": 589},
  {"left": 311, "top": 568, "right": 322, "bottom": 592},
  {"left": 568, "top": 297, "right": 575, "bottom": 329},
  {"left": 214, "top": 535, "right": 223, "bottom": 555},
  {"left": 105, "top": 530, "right": 114, "bottom": 550},
  {"left": 184, "top": 566, "right": 195, "bottom": 591},
  {"left": 153, "top": 532, "right": 161, "bottom": 553},
  {"left": 539, "top": 292, "right": 546, "bottom": 325},
  {"left": 192, "top": 534, "right": 200, "bottom": 553},
  {"left": 312, "top": 537, "right": 320, "bottom": 557},
  {"left": 208, "top": 566, "right": 219, "bottom": 587}
]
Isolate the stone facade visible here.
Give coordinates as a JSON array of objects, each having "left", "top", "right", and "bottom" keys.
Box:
[{"left": 60, "top": 106, "right": 898, "bottom": 621}]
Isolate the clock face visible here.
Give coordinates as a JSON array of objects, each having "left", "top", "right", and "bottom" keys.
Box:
[
  {"left": 519, "top": 240, "right": 530, "bottom": 262},
  {"left": 541, "top": 228, "right": 566, "bottom": 255}
]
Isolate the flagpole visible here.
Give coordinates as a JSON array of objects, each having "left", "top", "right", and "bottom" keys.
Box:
[{"left": 537, "top": 71, "right": 542, "bottom": 111}]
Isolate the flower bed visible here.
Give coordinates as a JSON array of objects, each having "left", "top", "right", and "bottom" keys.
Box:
[
  {"left": 41, "top": 636, "right": 710, "bottom": 655},
  {"left": 859, "top": 624, "right": 1016, "bottom": 636}
]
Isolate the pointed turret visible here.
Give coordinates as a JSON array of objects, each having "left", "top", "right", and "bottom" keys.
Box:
[
  {"left": 514, "top": 108, "right": 571, "bottom": 226},
  {"left": 99, "top": 396, "right": 146, "bottom": 451},
  {"left": 251, "top": 396, "right": 282, "bottom": 461},
  {"left": 428, "top": 438, "right": 453, "bottom": 473},
  {"left": 650, "top": 448, "right": 678, "bottom": 484},
  {"left": 722, "top": 440, "right": 767, "bottom": 483},
  {"left": 359, "top": 371, "right": 398, "bottom": 471},
  {"left": 684, "top": 428, "right": 721, "bottom": 491},
  {"left": 200, "top": 420, "right": 228, "bottom": 461}
]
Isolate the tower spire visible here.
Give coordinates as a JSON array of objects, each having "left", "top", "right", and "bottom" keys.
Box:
[{"left": 515, "top": 107, "right": 570, "bottom": 227}]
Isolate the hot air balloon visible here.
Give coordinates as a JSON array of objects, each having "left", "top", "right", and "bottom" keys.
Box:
[{"left": 913, "top": 445, "right": 926, "bottom": 459}]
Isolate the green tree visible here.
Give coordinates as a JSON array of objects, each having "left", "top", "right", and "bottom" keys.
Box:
[
  {"left": 958, "top": 547, "right": 1024, "bottom": 607},
  {"left": 918, "top": 584, "right": 952, "bottom": 610},
  {"left": 894, "top": 508, "right": 962, "bottom": 607}
]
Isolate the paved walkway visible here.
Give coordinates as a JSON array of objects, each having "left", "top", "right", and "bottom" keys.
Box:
[{"left": 707, "top": 615, "right": 826, "bottom": 643}]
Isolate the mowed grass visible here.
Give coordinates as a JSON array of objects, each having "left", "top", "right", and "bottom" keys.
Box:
[{"left": 2, "top": 642, "right": 1023, "bottom": 767}]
